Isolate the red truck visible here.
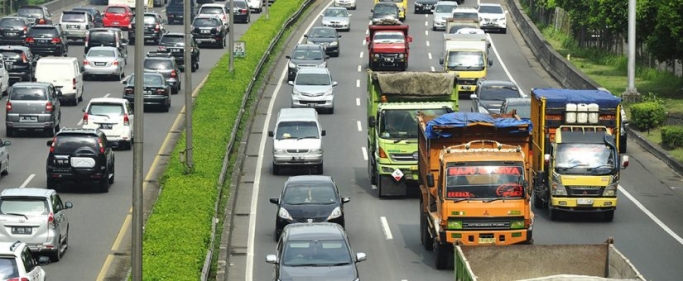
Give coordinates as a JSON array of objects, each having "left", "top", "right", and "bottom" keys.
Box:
[{"left": 366, "top": 24, "right": 412, "bottom": 71}]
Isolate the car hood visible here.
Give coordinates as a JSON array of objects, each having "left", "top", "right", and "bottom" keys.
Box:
[
  {"left": 322, "top": 16, "right": 349, "bottom": 23},
  {"left": 479, "top": 12, "right": 505, "bottom": 19},
  {"left": 434, "top": 12, "right": 452, "bottom": 20},
  {"left": 290, "top": 59, "right": 324, "bottom": 67},
  {"left": 274, "top": 138, "right": 321, "bottom": 150},
  {"left": 280, "top": 264, "right": 356, "bottom": 281},
  {"left": 306, "top": 37, "right": 336, "bottom": 44},
  {"left": 481, "top": 100, "right": 504, "bottom": 113},
  {"left": 282, "top": 204, "right": 337, "bottom": 219},
  {"left": 293, "top": 85, "right": 332, "bottom": 95}
]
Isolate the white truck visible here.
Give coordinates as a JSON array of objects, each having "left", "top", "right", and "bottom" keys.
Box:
[{"left": 439, "top": 34, "right": 491, "bottom": 94}]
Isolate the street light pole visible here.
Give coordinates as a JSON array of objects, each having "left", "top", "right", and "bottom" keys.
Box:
[
  {"left": 184, "top": 0, "right": 194, "bottom": 169},
  {"left": 623, "top": 0, "right": 639, "bottom": 102},
  {"left": 229, "top": 0, "right": 235, "bottom": 72},
  {"left": 265, "top": 0, "right": 269, "bottom": 20},
  {"left": 132, "top": 0, "right": 145, "bottom": 279}
]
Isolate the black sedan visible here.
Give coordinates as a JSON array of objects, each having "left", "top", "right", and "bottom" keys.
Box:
[
  {"left": 158, "top": 32, "right": 200, "bottom": 72},
  {"left": 230, "top": 0, "right": 251, "bottom": 23},
  {"left": 304, "top": 26, "right": 342, "bottom": 57},
  {"left": 122, "top": 73, "right": 171, "bottom": 112},
  {"left": 191, "top": 15, "right": 226, "bottom": 48},
  {"left": 414, "top": 0, "right": 439, "bottom": 14},
  {"left": 269, "top": 175, "right": 350, "bottom": 241},
  {"left": 470, "top": 80, "right": 524, "bottom": 114},
  {"left": 0, "top": 16, "right": 31, "bottom": 45}
]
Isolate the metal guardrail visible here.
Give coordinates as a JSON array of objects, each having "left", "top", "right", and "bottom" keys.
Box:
[{"left": 201, "top": 0, "right": 316, "bottom": 279}]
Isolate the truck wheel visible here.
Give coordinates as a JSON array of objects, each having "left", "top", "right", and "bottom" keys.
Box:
[
  {"left": 619, "top": 135, "right": 627, "bottom": 153},
  {"left": 532, "top": 191, "right": 546, "bottom": 209},
  {"left": 434, "top": 243, "right": 450, "bottom": 270},
  {"left": 368, "top": 157, "right": 377, "bottom": 185},
  {"left": 548, "top": 207, "right": 560, "bottom": 221},
  {"left": 603, "top": 210, "right": 615, "bottom": 222},
  {"left": 272, "top": 163, "right": 280, "bottom": 175},
  {"left": 377, "top": 176, "right": 385, "bottom": 198},
  {"left": 420, "top": 202, "right": 433, "bottom": 250}
]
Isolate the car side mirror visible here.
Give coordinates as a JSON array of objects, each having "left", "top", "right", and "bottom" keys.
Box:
[
  {"left": 121, "top": 38, "right": 128, "bottom": 44},
  {"left": 408, "top": 36, "right": 413, "bottom": 43},
  {"left": 332, "top": 81, "right": 338, "bottom": 86},
  {"left": 426, "top": 174, "right": 434, "bottom": 188},
  {"left": 488, "top": 59, "right": 493, "bottom": 66},
  {"left": 303, "top": 34, "right": 308, "bottom": 38},
  {"left": 338, "top": 34, "right": 342, "bottom": 38},
  {"left": 368, "top": 116, "right": 375, "bottom": 127},
  {"left": 621, "top": 155, "right": 629, "bottom": 169},
  {"left": 325, "top": 55, "right": 330, "bottom": 60},
  {"left": 342, "top": 197, "right": 350, "bottom": 204},
  {"left": 82, "top": 107, "right": 86, "bottom": 112},
  {"left": 2, "top": 141, "right": 11, "bottom": 146},
  {"left": 64, "top": 202, "right": 73, "bottom": 209},
  {"left": 321, "top": 130, "right": 326, "bottom": 136},
  {"left": 265, "top": 254, "right": 278, "bottom": 264},
  {"left": 470, "top": 94, "right": 477, "bottom": 100},
  {"left": 80, "top": 66, "right": 84, "bottom": 72},
  {"left": 269, "top": 198, "right": 279, "bottom": 204},
  {"left": 268, "top": 131, "right": 274, "bottom": 137},
  {"left": 355, "top": 252, "right": 367, "bottom": 263},
  {"left": 46, "top": 140, "right": 54, "bottom": 146},
  {"left": 285, "top": 55, "right": 291, "bottom": 59},
  {"left": 37, "top": 256, "right": 50, "bottom": 266},
  {"left": 370, "top": 9, "right": 373, "bottom": 12},
  {"left": 288, "top": 81, "right": 294, "bottom": 86},
  {"left": 439, "top": 58, "right": 444, "bottom": 65}
]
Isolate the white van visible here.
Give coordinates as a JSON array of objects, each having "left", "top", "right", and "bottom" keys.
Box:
[
  {"left": 35, "top": 57, "right": 83, "bottom": 106},
  {"left": 268, "top": 108, "right": 325, "bottom": 175},
  {"left": 108, "top": 0, "right": 137, "bottom": 12}
]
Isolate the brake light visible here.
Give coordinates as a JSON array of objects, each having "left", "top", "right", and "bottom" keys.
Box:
[
  {"left": 46, "top": 101, "right": 53, "bottom": 112},
  {"left": 113, "top": 61, "right": 119, "bottom": 65},
  {"left": 23, "top": 26, "right": 28, "bottom": 32},
  {"left": 379, "top": 147, "right": 388, "bottom": 158},
  {"left": 6, "top": 101, "right": 11, "bottom": 111},
  {"left": 25, "top": 37, "right": 34, "bottom": 43},
  {"left": 155, "top": 24, "right": 160, "bottom": 31},
  {"left": 123, "top": 114, "right": 130, "bottom": 126},
  {"left": 128, "top": 24, "right": 132, "bottom": 29},
  {"left": 170, "top": 70, "right": 177, "bottom": 78},
  {"left": 157, "top": 46, "right": 166, "bottom": 51},
  {"left": 155, "top": 88, "right": 166, "bottom": 95},
  {"left": 48, "top": 213, "right": 55, "bottom": 228},
  {"left": 241, "top": 9, "right": 247, "bottom": 14},
  {"left": 39, "top": 19, "right": 46, "bottom": 24},
  {"left": 73, "top": 78, "right": 76, "bottom": 89},
  {"left": 51, "top": 37, "right": 62, "bottom": 44},
  {"left": 6, "top": 277, "right": 30, "bottom": 281},
  {"left": 82, "top": 113, "right": 89, "bottom": 125},
  {"left": 85, "top": 32, "right": 89, "bottom": 44},
  {"left": 125, "top": 88, "right": 133, "bottom": 94},
  {"left": 83, "top": 59, "right": 89, "bottom": 65},
  {"left": 97, "top": 138, "right": 105, "bottom": 154},
  {"left": 21, "top": 53, "right": 28, "bottom": 63},
  {"left": 49, "top": 137, "right": 56, "bottom": 153}
]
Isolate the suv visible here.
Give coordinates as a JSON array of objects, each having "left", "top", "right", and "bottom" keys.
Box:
[
  {"left": 143, "top": 53, "right": 181, "bottom": 94},
  {"left": 46, "top": 128, "right": 115, "bottom": 192},
  {"left": 0, "top": 45, "right": 37, "bottom": 83},
  {"left": 0, "top": 188, "right": 73, "bottom": 262},
  {"left": 289, "top": 67, "right": 337, "bottom": 114},
  {"left": 166, "top": 0, "right": 198, "bottom": 24},
  {"left": 157, "top": 33, "right": 200, "bottom": 72},
  {"left": 17, "top": 6, "right": 53, "bottom": 25},
  {"left": 304, "top": 27, "right": 341, "bottom": 57},
  {"left": 59, "top": 10, "right": 94, "bottom": 42},
  {"left": 286, "top": 44, "right": 327, "bottom": 82},
  {"left": 5, "top": 82, "right": 62, "bottom": 137},
  {"left": 230, "top": 0, "right": 252, "bottom": 23},
  {"left": 129, "top": 12, "right": 166, "bottom": 45},
  {"left": 0, "top": 241, "right": 49, "bottom": 280},
  {"left": 82, "top": 98, "right": 134, "bottom": 150},
  {"left": 191, "top": 15, "right": 227, "bottom": 48},
  {"left": 71, "top": 7, "right": 103, "bottom": 27},
  {"left": 85, "top": 28, "right": 129, "bottom": 61},
  {"left": 0, "top": 16, "right": 32, "bottom": 46},
  {"left": 25, "top": 25, "right": 68, "bottom": 57}
]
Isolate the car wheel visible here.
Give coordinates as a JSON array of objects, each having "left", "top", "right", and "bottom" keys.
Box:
[
  {"left": 49, "top": 236, "right": 62, "bottom": 262},
  {"left": 272, "top": 163, "right": 279, "bottom": 175},
  {"left": 5, "top": 127, "right": 13, "bottom": 137},
  {"left": 98, "top": 175, "right": 110, "bottom": 193},
  {"left": 47, "top": 178, "right": 58, "bottom": 191},
  {"left": 1, "top": 156, "right": 8, "bottom": 176}
]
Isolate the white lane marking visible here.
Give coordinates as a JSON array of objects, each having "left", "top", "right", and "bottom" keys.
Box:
[
  {"left": 360, "top": 51, "right": 364, "bottom": 58},
  {"left": 361, "top": 147, "right": 368, "bottom": 161},
  {"left": 487, "top": 33, "right": 525, "bottom": 97},
  {"left": 362, "top": 39, "right": 366, "bottom": 45},
  {"left": 357, "top": 121, "right": 362, "bottom": 132},
  {"left": 365, "top": 29, "right": 369, "bottom": 35},
  {"left": 428, "top": 53, "right": 432, "bottom": 60},
  {"left": 380, "top": 216, "right": 393, "bottom": 240},
  {"left": 356, "top": 79, "right": 360, "bottom": 88},
  {"left": 368, "top": 21, "right": 371, "bottom": 25},
  {"left": 425, "top": 14, "right": 428, "bottom": 18},
  {"left": 245, "top": 1, "right": 335, "bottom": 280},
  {"left": 357, "top": 65, "right": 361, "bottom": 72},
  {"left": 20, "top": 174, "right": 35, "bottom": 188},
  {"left": 425, "top": 30, "right": 428, "bottom": 36},
  {"left": 356, "top": 98, "right": 361, "bottom": 106},
  {"left": 431, "top": 66, "right": 435, "bottom": 71},
  {"left": 426, "top": 41, "right": 430, "bottom": 47},
  {"left": 619, "top": 185, "right": 683, "bottom": 246},
  {"left": 424, "top": 21, "right": 427, "bottom": 27},
  {"left": 104, "top": 93, "right": 110, "bottom": 98}
]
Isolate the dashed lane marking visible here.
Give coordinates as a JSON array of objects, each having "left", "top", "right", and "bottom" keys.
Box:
[{"left": 380, "top": 216, "right": 394, "bottom": 240}]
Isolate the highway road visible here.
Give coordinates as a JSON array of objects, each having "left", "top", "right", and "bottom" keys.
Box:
[
  {"left": 239, "top": 0, "right": 683, "bottom": 280},
  {"left": 0, "top": 1, "right": 261, "bottom": 280}
]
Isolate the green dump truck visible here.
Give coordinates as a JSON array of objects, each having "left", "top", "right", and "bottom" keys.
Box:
[
  {"left": 454, "top": 238, "right": 645, "bottom": 281},
  {"left": 366, "top": 70, "right": 458, "bottom": 197}
]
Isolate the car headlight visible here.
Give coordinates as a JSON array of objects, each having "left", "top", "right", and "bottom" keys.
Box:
[
  {"left": 292, "top": 88, "right": 302, "bottom": 95},
  {"left": 327, "top": 207, "right": 342, "bottom": 220},
  {"left": 273, "top": 148, "right": 286, "bottom": 154},
  {"left": 310, "top": 148, "right": 322, "bottom": 153},
  {"left": 603, "top": 182, "right": 618, "bottom": 196},
  {"left": 550, "top": 176, "right": 568, "bottom": 196},
  {"left": 479, "top": 17, "right": 483, "bottom": 21},
  {"left": 288, "top": 62, "right": 296, "bottom": 68},
  {"left": 278, "top": 208, "right": 293, "bottom": 220},
  {"left": 374, "top": 54, "right": 379, "bottom": 58},
  {"left": 330, "top": 41, "right": 338, "bottom": 46},
  {"left": 324, "top": 88, "right": 334, "bottom": 96},
  {"left": 398, "top": 54, "right": 404, "bottom": 58}
]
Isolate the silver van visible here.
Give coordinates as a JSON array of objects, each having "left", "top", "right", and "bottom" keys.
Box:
[
  {"left": 5, "top": 82, "right": 62, "bottom": 137},
  {"left": 268, "top": 108, "right": 325, "bottom": 175}
]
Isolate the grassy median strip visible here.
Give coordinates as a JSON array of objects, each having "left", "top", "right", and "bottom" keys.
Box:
[{"left": 141, "top": 0, "right": 306, "bottom": 279}]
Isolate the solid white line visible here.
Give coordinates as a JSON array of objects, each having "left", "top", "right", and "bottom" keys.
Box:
[
  {"left": 426, "top": 41, "right": 430, "bottom": 47},
  {"left": 356, "top": 121, "right": 362, "bottom": 132},
  {"left": 365, "top": 29, "right": 369, "bottom": 35},
  {"left": 361, "top": 147, "right": 368, "bottom": 161},
  {"left": 356, "top": 98, "right": 361, "bottom": 106},
  {"left": 356, "top": 79, "right": 360, "bottom": 88},
  {"left": 487, "top": 29, "right": 525, "bottom": 97},
  {"left": 428, "top": 53, "right": 432, "bottom": 60},
  {"left": 380, "top": 216, "right": 393, "bottom": 240},
  {"left": 619, "top": 185, "right": 683, "bottom": 245},
  {"left": 19, "top": 174, "right": 35, "bottom": 188},
  {"left": 245, "top": 2, "right": 335, "bottom": 280},
  {"left": 104, "top": 93, "right": 110, "bottom": 98},
  {"left": 359, "top": 51, "right": 364, "bottom": 58},
  {"left": 77, "top": 119, "right": 83, "bottom": 126},
  {"left": 357, "top": 65, "right": 361, "bottom": 72},
  {"left": 431, "top": 66, "right": 435, "bottom": 71}
]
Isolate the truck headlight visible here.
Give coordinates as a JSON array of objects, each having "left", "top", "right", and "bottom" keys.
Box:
[
  {"left": 447, "top": 218, "right": 462, "bottom": 230},
  {"left": 327, "top": 207, "right": 342, "bottom": 220},
  {"left": 551, "top": 180, "right": 568, "bottom": 196},
  {"left": 398, "top": 54, "right": 404, "bottom": 58},
  {"left": 510, "top": 220, "right": 525, "bottom": 229},
  {"left": 374, "top": 54, "right": 380, "bottom": 58},
  {"left": 278, "top": 208, "right": 293, "bottom": 220},
  {"left": 288, "top": 62, "right": 296, "bottom": 68},
  {"left": 603, "top": 182, "right": 618, "bottom": 196}
]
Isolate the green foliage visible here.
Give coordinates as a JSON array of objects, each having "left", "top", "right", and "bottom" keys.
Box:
[
  {"left": 661, "top": 125, "right": 683, "bottom": 148},
  {"left": 141, "top": 0, "right": 307, "bottom": 279},
  {"left": 630, "top": 102, "right": 667, "bottom": 132},
  {"left": 640, "top": 92, "right": 665, "bottom": 104}
]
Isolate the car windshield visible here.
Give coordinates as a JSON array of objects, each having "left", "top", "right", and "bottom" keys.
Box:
[
  {"left": 62, "top": 13, "right": 86, "bottom": 22},
  {"left": 275, "top": 121, "right": 319, "bottom": 140},
  {"left": 374, "top": 5, "right": 398, "bottom": 15},
  {"left": 1, "top": 51, "right": 22, "bottom": 61},
  {"left": 291, "top": 49, "right": 324, "bottom": 60},
  {"left": 88, "top": 103, "right": 124, "bottom": 116},
  {"left": 435, "top": 5, "right": 456, "bottom": 13},
  {"left": 27, "top": 28, "right": 58, "bottom": 38},
  {"left": 296, "top": 73, "right": 331, "bottom": 86},
  {"left": 200, "top": 7, "right": 223, "bottom": 14},
  {"left": 193, "top": 18, "right": 220, "bottom": 26},
  {"left": 309, "top": 28, "right": 336, "bottom": 38},
  {"left": 479, "top": 5, "right": 503, "bottom": 14},
  {"left": 373, "top": 32, "right": 405, "bottom": 43},
  {"left": 380, "top": 108, "right": 448, "bottom": 139},
  {"left": 0, "top": 258, "right": 19, "bottom": 279},
  {"left": 324, "top": 9, "right": 348, "bottom": 17},
  {"left": 446, "top": 51, "right": 485, "bottom": 71},
  {"left": 479, "top": 85, "right": 519, "bottom": 100},
  {"left": 0, "top": 18, "right": 25, "bottom": 27},
  {"left": 161, "top": 36, "right": 184, "bottom": 44},
  {"left": 555, "top": 144, "right": 614, "bottom": 173},
  {"left": 446, "top": 165, "right": 525, "bottom": 199},
  {"left": 89, "top": 31, "right": 115, "bottom": 43},
  {"left": 144, "top": 59, "right": 173, "bottom": 70},
  {"left": 506, "top": 103, "right": 530, "bottom": 118},
  {"left": 18, "top": 8, "right": 43, "bottom": 17},
  {"left": 88, "top": 49, "right": 116, "bottom": 57},
  {"left": 234, "top": 2, "right": 247, "bottom": 8},
  {"left": 0, "top": 198, "right": 49, "bottom": 216},
  {"left": 282, "top": 240, "right": 352, "bottom": 266},
  {"left": 128, "top": 74, "right": 165, "bottom": 86},
  {"left": 453, "top": 11, "right": 478, "bottom": 20},
  {"left": 106, "top": 7, "right": 127, "bottom": 14},
  {"left": 10, "top": 87, "right": 47, "bottom": 101},
  {"left": 53, "top": 135, "right": 98, "bottom": 154},
  {"left": 283, "top": 184, "right": 336, "bottom": 205}
]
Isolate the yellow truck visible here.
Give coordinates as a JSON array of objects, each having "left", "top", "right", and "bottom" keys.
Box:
[
  {"left": 439, "top": 34, "right": 492, "bottom": 95},
  {"left": 454, "top": 237, "right": 646, "bottom": 281},
  {"left": 375, "top": 0, "right": 407, "bottom": 21},
  {"left": 530, "top": 89, "right": 628, "bottom": 221},
  {"left": 418, "top": 112, "right": 534, "bottom": 269}
]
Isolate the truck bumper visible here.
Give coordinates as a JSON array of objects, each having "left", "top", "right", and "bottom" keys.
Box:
[
  {"left": 443, "top": 229, "right": 531, "bottom": 246},
  {"left": 376, "top": 164, "right": 419, "bottom": 196},
  {"left": 550, "top": 197, "right": 617, "bottom": 211}
]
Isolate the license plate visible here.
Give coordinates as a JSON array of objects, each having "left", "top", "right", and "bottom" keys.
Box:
[
  {"left": 56, "top": 159, "right": 69, "bottom": 165},
  {"left": 11, "top": 227, "right": 32, "bottom": 235},
  {"left": 94, "top": 62, "right": 106, "bottom": 66},
  {"left": 384, "top": 58, "right": 392, "bottom": 62},
  {"left": 306, "top": 103, "right": 317, "bottom": 107},
  {"left": 290, "top": 157, "right": 305, "bottom": 162},
  {"left": 170, "top": 48, "right": 182, "bottom": 52},
  {"left": 113, "top": 21, "right": 120, "bottom": 25},
  {"left": 99, "top": 123, "right": 113, "bottom": 129},
  {"left": 20, "top": 116, "right": 37, "bottom": 122},
  {"left": 68, "top": 25, "right": 79, "bottom": 29},
  {"left": 6, "top": 32, "right": 17, "bottom": 36},
  {"left": 577, "top": 198, "right": 594, "bottom": 205},
  {"left": 144, "top": 90, "right": 153, "bottom": 95},
  {"left": 201, "top": 30, "right": 210, "bottom": 34},
  {"left": 479, "top": 237, "right": 495, "bottom": 244},
  {"left": 38, "top": 39, "right": 49, "bottom": 43}
]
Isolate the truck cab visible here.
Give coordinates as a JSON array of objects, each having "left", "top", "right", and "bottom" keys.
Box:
[
  {"left": 440, "top": 33, "right": 491, "bottom": 93},
  {"left": 366, "top": 24, "right": 412, "bottom": 71}
]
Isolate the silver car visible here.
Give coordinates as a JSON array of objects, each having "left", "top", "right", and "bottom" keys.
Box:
[
  {"left": 59, "top": 10, "right": 94, "bottom": 42},
  {"left": 5, "top": 82, "right": 62, "bottom": 137},
  {"left": 432, "top": 1, "right": 458, "bottom": 31},
  {"left": 0, "top": 188, "right": 73, "bottom": 262},
  {"left": 288, "top": 68, "right": 338, "bottom": 114},
  {"left": 83, "top": 46, "right": 126, "bottom": 81},
  {"left": 321, "top": 7, "right": 351, "bottom": 31}
]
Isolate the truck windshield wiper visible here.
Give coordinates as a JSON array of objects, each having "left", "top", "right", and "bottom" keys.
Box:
[
  {"left": 296, "top": 136, "right": 318, "bottom": 140},
  {"left": 3, "top": 213, "right": 28, "bottom": 219},
  {"left": 559, "top": 163, "right": 588, "bottom": 171},
  {"left": 393, "top": 137, "right": 408, "bottom": 143},
  {"left": 482, "top": 197, "right": 509, "bottom": 203},
  {"left": 451, "top": 198, "right": 470, "bottom": 203},
  {"left": 587, "top": 164, "right": 613, "bottom": 171}
]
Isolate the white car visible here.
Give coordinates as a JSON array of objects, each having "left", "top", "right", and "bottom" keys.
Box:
[
  {"left": 197, "top": 4, "right": 229, "bottom": 26},
  {"left": 0, "top": 241, "right": 49, "bottom": 281},
  {"left": 432, "top": 1, "right": 458, "bottom": 31},
  {"left": 477, "top": 3, "right": 507, "bottom": 34},
  {"left": 247, "top": 0, "right": 263, "bottom": 13},
  {"left": 454, "top": 27, "right": 485, "bottom": 35},
  {"left": 333, "top": 0, "right": 356, "bottom": 10},
  {"left": 0, "top": 55, "right": 9, "bottom": 95},
  {"left": 81, "top": 97, "right": 134, "bottom": 150},
  {"left": 0, "top": 139, "right": 9, "bottom": 176}
]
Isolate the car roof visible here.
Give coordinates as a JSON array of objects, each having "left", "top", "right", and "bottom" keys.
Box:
[
  {"left": 0, "top": 241, "right": 25, "bottom": 255},
  {"left": 90, "top": 27, "right": 119, "bottom": 32},
  {"left": 73, "top": 6, "right": 98, "bottom": 11},
  {"left": 297, "top": 67, "right": 330, "bottom": 74},
  {"left": 105, "top": 4, "right": 129, "bottom": 8},
  {"left": 286, "top": 175, "right": 334, "bottom": 185},
  {"left": 478, "top": 3, "right": 502, "bottom": 7},
  {"left": 1, "top": 187, "right": 54, "bottom": 198},
  {"left": 12, "top": 82, "right": 51, "bottom": 88},
  {"left": 88, "top": 46, "right": 118, "bottom": 51},
  {"left": 88, "top": 97, "right": 128, "bottom": 105},
  {"left": 284, "top": 223, "right": 345, "bottom": 241},
  {"left": 277, "top": 108, "right": 318, "bottom": 122},
  {"left": 200, "top": 3, "right": 224, "bottom": 8},
  {"left": 436, "top": 1, "right": 458, "bottom": 5},
  {"left": 132, "top": 72, "right": 165, "bottom": 78}
]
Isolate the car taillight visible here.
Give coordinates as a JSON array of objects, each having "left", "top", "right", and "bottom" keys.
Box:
[
  {"left": 82, "top": 113, "right": 89, "bottom": 125},
  {"left": 48, "top": 213, "right": 55, "bottom": 228},
  {"left": 128, "top": 24, "right": 132, "bottom": 29},
  {"left": 155, "top": 24, "right": 160, "bottom": 31},
  {"left": 25, "top": 37, "right": 34, "bottom": 43},
  {"left": 73, "top": 78, "right": 76, "bottom": 89},
  {"left": 49, "top": 137, "right": 56, "bottom": 153},
  {"left": 241, "top": 9, "right": 247, "bottom": 14},
  {"left": 23, "top": 26, "right": 28, "bottom": 32},
  {"left": 21, "top": 53, "right": 28, "bottom": 63},
  {"left": 155, "top": 88, "right": 166, "bottom": 95},
  {"left": 97, "top": 138, "right": 105, "bottom": 154},
  {"left": 125, "top": 88, "right": 133, "bottom": 94},
  {"left": 46, "top": 101, "right": 53, "bottom": 112},
  {"left": 52, "top": 37, "right": 62, "bottom": 44},
  {"left": 113, "top": 61, "right": 119, "bottom": 65},
  {"left": 6, "top": 101, "right": 11, "bottom": 111},
  {"left": 39, "top": 19, "right": 46, "bottom": 24},
  {"left": 157, "top": 46, "right": 166, "bottom": 51},
  {"left": 6, "top": 277, "right": 30, "bottom": 281},
  {"left": 123, "top": 114, "right": 130, "bottom": 126},
  {"left": 83, "top": 59, "right": 90, "bottom": 65},
  {"left": 170, "top": 70, "right": 177, "bottom": 78}
]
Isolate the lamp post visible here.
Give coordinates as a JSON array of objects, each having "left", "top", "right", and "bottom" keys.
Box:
[
  {"left": 131, "top": 0, "right": 145, "bottom": 279},
  {"left": 184, "top": 0, "right": 194, "bottom": 169},
  {"left": 229, "top": 0, "right": 235, "bottom": 72},
  {"left": 622, "top": 0, "right": 639, "bottom": 102}
]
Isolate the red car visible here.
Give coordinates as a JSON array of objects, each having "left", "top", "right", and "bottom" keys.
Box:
[{"left": 102, "top": 5, "right": 133, "bottom": 30}]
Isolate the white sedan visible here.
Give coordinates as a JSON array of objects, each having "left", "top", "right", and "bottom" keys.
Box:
[{"left": 83, "top": 46, "right": 126, "bottom": 81}]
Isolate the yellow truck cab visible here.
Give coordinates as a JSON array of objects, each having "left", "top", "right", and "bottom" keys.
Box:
[
  {"left": 440, "top": 33, "right": 492, "bottom": 94},
  {"left": 375, "top": 0, "right": 407, "bottom": 21}
]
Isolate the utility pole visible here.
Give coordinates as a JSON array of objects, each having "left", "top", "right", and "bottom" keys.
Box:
[
  {"left": 622, "top": 0, "right": 639, "bottom": 102},
  {"left": 229, "top": 0, "right": 235, "bottom": 72},
  {"left": 184, "top": 0, "right": 194, "bottom": 169},
  {"left": 265, "top": 0, "right": 269, "bottom": 20},
  {"left": 132, "top": 0, "right": 145, "bottom": 279}
]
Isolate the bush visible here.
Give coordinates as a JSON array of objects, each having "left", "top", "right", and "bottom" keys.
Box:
[
  {"left": 630, "top": 102, "right": 666, "bottom": 132},
  {"left": 661, "top": 126, "right": 683, "bottom": 148},
  {"left": 141, "top": 0, "right": 307, "bottom": 279}
]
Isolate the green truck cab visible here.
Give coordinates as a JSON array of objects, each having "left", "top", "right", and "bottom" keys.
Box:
[{"left": 366, "top": 70, "right": 458, "bottom": 197}]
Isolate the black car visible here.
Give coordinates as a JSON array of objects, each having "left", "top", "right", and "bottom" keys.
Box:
[
  {"left": 46, "top": 128, "right": 115, "bottom": 193},
  {"left": 0, "top": 17, "right": 31, "bottom": 46},
  {"left": 71, "top": 7, "right": 104, "bottom": 27},
  {"left": 85, "top": 28, "right": 128, "bottom": 61},
  {"left": 285, "top": 44, "right": 327, "bottom": 81},
  {"left": 265, "top": 223, "right": 366, "bottom": 281},
  {"left": 191, "top": 15, "right": 227, "bottom": 48},
  {"left": 17, "top": 5, "right": 53, "bottom": 25},
  {"left": 0, "top": 46, "right": 37, "bottom": 83},
  {"left": 230, "top": 1, "right": 252, "bottom": 23},
  {"left": 143, "top": 53, "right": 181, "bottom": 94},
  {"left": 157, "top": 33, "right": 200, "bottom": 72},
  {"left": 470, "top": 80, "right": 524, "bottom": 114},
  {"left": 166, "top": 0, "right": 198, "bottom": 24},
  {"left": 370, "top": 3, "right": 400, "bottom": 25},
  {"left": 129, "top": 12, "right": 166, "bottom": 45},
  {"left": 414, "top": 0, "right": 438, "bottom": 13},
  {"left": 24, "top": 25, "right": 68, "bottom": 57},
  {"left": 122, "top": 72, "right": 171, "bottom": 112},
  {"left": 269, "top": 175, "right": 349, "bottom": 240},
  {"left": 304, "top": 27, "right": 341, "bottom": 57}
]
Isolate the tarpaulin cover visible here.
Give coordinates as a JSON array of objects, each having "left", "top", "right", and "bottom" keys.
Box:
[
  {"left": 372, "top": 71, "right": 456, "bottom": 96},
  {"left": 425, "top": 112, "right": 532, "bottom": 139},
  {"left": 532, "top": 88, "right": 621, "bottom": 108}
]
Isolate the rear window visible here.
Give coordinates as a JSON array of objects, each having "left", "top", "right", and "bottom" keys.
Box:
[
  {"left": 87, "top": 103, "right": 124, "bottom": 116},
  {"left": 53, "top": 135, "right": 98, "bottom": 154},
  {"left": 62, "top": 12, "right": 86, "bottom": 22},
  {"left": 127, "top": 74, "right": 165, "bottom": 86},
  {"left": 193, "top": 18, "right": 221, "bottom": 27},
  {"left": 1, "top": 51, "right": 22, "bottom": 61},
  {"left": 105, "top": 7, "right": 127, "bottom": 14},
  {"left": 17, "top": 8, "right": 44, "bottom": 17},
  {"left": 144, "top": 59, "right": 173, "bottom": 70},
  {"left": 0, "top": 258, "right": 19, "bottom": 279},
  {"left": 0, "top": 18, "right": 26, "bottom": 27},
  {"left": 234, "top": 2, "right": 247, "bottom": 8},
  {"left": 0, "top": 198, "right": 49, "bottom": 216},
  {"left": 27, "top": 27, "right": 58, "bottom": 37},
  {"left": 89, "top": 31, "right": 115, "bottom": 43},
  {"left": 132, "top": 15, "right": 157, "bottom": 24},
  {"left": 160, "top": 35, "right": 184, "bottom": 44},
  {"left": 199, "top": 7, "right": 224, "bottom": 14},
  {"left": 88, "top": 48, "right": 116, "bottom": 57},
  {"left": 10, "top": 87, "right": 47, "bottom": 101}
]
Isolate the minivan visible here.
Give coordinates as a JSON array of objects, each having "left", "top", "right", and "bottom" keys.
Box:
[
  {"left": 35, "top": 57, "right": 84, "bottom": 106},
  {"left": 268, "top": 108, "right": 325, "bottom": 175},
  {"left": 166, "top": 0, "right": 198, "bottom": 25},
  {"left": 5, "top": 82, "right": 62, "bottom": 137}
]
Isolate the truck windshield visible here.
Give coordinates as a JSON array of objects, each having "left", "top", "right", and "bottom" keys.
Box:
[
  {"left": 373, "top": 5, "right": 398, "bottom": 15},
  {"left": 555, "top": 144, "right": 613, "bottom": 173},
  {"left": 445, "top": 165, "right": 525, "bottom": 199},
  {"left": 446, "top": 51, "right": 485, "bottom": 71},
  {"left": 373, "top": 32, "right": 405, "bottom": 43},
  {"left": 380, "top": 109, "right": 448, "bottom": 139}
]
